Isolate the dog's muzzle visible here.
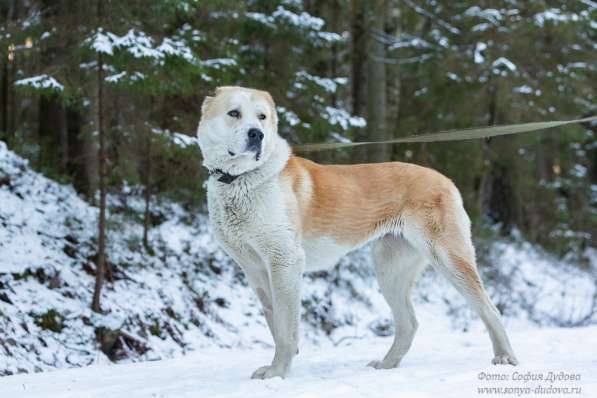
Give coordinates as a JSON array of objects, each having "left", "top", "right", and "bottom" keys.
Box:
[{"left": 246, "top": 128, "right": 263, "bottom": 160}]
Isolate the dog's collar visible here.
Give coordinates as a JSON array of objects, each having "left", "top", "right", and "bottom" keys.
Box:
[{"left": 209, "top": 168, "right": 240, "bottom": 184}]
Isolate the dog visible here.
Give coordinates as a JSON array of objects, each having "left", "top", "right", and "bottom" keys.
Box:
[{"left": 196, "top": 86, "right": 518, "bottom": 379}]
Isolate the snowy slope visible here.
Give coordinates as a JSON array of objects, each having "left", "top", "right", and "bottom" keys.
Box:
[
  {"left": 1, "top": 139, "right": 596, "bottom": 381},
  {"left": 0, "top": 324, "right": 595, "bottom": 398}
]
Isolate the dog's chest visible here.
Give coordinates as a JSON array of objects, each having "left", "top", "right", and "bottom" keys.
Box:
[
  {"left": 209, "top": 192, "right": 255, "bottom": 236},
  {"left": 207, "top": 180, "right": 283, "bottom": 239}
]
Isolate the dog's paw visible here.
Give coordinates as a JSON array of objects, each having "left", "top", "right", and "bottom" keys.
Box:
[
  {"left": 367, "top": 359, "right": 400, "bottom": 370},
  {"left": 251, "top": 365, "right": 287, "bottom": 379},
  {"left": 492, "top": 354, "right": 518, "bottom": 366}
]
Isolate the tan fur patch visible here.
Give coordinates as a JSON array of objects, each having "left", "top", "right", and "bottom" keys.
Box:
[
  {"left": 447, "top": 252, "right": 483, "bottom": 292},
  {"left": 282, "top": 156, "right": 460, "bottom": 246}
]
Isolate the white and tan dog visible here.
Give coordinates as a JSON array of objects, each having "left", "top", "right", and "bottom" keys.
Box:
[{"left": 197, "top": 86, "right": 518, "bottom": 379}]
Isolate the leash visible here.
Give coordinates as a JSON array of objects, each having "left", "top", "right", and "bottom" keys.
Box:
[{"left": 292, "top": 116, "right": 597, "bottom": 153}]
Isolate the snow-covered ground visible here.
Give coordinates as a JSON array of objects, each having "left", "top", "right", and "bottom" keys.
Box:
[
  {"left": 1, "top": 323, "right": 595, "bottom": 398},
  {"left": 1, "top": 139, "right": 596, "bottom": 396}
]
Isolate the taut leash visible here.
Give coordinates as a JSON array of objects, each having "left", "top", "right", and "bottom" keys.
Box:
[{"left": 292, "top": 116, "right": 597, "bottom": 153}]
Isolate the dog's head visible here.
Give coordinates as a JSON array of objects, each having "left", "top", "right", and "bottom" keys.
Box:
[{"left": 197, "top": 86, "right": 280, "bottom": 176}]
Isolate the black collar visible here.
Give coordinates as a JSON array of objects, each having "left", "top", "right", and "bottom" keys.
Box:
[{"left": 209, "top": 168, "right": 239, "bottom": 184}]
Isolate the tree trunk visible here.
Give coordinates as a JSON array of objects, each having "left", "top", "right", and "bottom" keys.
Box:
[
  {"left": 351, "top": 0, "right": 371, "bottom": 162},
  {"left": 1, "top": 61, "right": 7, "bottom": 137},
  {"left": 92, "top": 0, "right": 107, "bottom": 313},
  {"left": 142, "top": 104, "right": 153, "bottom": 251},
  {"left": 8, "top": 54, "right": 16, "bottom": 139},
  {"left": 66, "top": 105, "right": 91, "bottom": 195},
  {"left": 365, "top": 0, "right": 389, "bottom": 162},
  {"left": 2, "top": 0, "right": 14, "bottom": 139},
  {"left": 387, "top": 3, "right": 401, "bottom": 160},
  {"left": 38, "top": 94, "right": 66, "bottom": 169},
  {"left": 351, "top": 0, "right": 367, "bottom": 118},
  {"left": 477, "top": 84, "right": 518, "bottom": 236},
  {"left": 477, "top": 83, "right": 497, "bottom": 223},
  {"left": 328, "top": 0, "right": 339, "bottom": 108}
]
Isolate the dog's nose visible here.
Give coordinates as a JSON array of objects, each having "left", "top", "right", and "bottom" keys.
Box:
[{"left": 247, "top": 128, "right": 264, "bottom": 143}]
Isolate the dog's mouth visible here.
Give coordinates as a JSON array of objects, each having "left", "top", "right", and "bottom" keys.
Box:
[
  {"left": 245, "top": 142, "right": 262, "bottom": 161},
  {"left": 227, "top": 148, "right": 261, "bottom": 161}
]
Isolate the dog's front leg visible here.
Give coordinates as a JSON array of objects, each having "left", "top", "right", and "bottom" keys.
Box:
[{"left": 251, "top": 248, "right": 304, "bottom": 379}]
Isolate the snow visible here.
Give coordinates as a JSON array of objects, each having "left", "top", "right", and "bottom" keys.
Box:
[
  {"left": 571, "top": 164, "right": 587, "bottom": 178},
  {"left": 152, "top": 128, "right": 198, "bottom": 148},
  {"left": 272, "top": 7, "right": 324, "bottom": 31},
  {"left": 474, "top": 42, "right": 487, "bottom": 64},
  {"left": 105, "top": 71, "right": 127, "bottom": 83},
  {"left": 246, "top": 7, "right": 324, "bottom": 31},
  {"left": 1, "top": 325, "right": 595, "bottom": 397},
  {"left": 329, "top": 132, "right": 352, "bottom": 144},
  {"left": 14, "top": 75, "right": 64, "bottom": 92},
  {"left": 513, "top": 85, "right": 533, "bottom": 94},
  {"left": 323, "top": 107, "right": 366, "bottom": 130},
  {"left": 1, "top": 139, "right": 596, "bottom": 393},
  {"left": 446, "top": 72, "right": 460, "bottom": 82},
  {"left": 403, "top": 0, "right": 460, "bottom": 35},
  {"left": 314, "top": 31, "right": 343, "bottom": 43},
  {"left": 201, "top": 58, "right": 237, "bottom": 69},
  {"left": 244, "top": 6, "right": 340, "bottom": 44},
  {"left": 86, "top": 29, "right": 196, "bottom": 64},
  {"left": 534, "top": 9, "right": 580, "bottom": 27},
  {"left": 492, "top": 57, "right": 517, "bottom": 72},
  {"left": 492, "top": 57, "right": 517, "bottom": 76},
  {"left": 295, "top": 71, "right": 347, "bottom": 94},
  {"left": 157, "top": 38, "right": 194, "bottom": 62},
  {"left": 464, "top": 6, "right": 503, "bottom": 25},
  {"left": 388, "top": 34, "right": 432, "bottom": 50},
  {"left": 104, "top": 70, "right": 145, "bottom": 84},
  {"left": 277, "top": 106, "right": 301, "bottom": 127},
  {"left": 471, "top": 22, "right": 492, "bottom": 32}
]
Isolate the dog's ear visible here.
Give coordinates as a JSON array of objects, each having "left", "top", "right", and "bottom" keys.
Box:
[
  {"left": 201, "top": 96, "right": 214, "bottom": 115},
  {"left": 262, "top": 92, "right": 279, "bottom": 130},
  {"left": 214, "top": 86, "right": 237, "bottom": 97}
]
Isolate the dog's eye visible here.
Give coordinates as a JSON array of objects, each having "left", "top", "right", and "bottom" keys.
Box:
[
  {"left": 227, "top": 110, "right": 240, "bottom": 118},
  {"left": 258, "top": 113, "right": 266, "bottom": 120}
]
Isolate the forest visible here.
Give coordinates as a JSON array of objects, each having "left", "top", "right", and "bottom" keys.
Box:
[
  {"left": 3, "top": 0, "right": 595, "bottom": 253},
  {"left": 0, "top": 0, "right": 596, "bottom": 395}
]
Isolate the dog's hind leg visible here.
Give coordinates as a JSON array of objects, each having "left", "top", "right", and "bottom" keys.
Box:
[
  {"left": 368, "top": 235, "right": 427, "bottom": 369},
  {"left": 405, "top": 202, "right": 518, "bottom": 365},
  {"left": 430, "top": 240, "right": 518, "bottom": 365}
]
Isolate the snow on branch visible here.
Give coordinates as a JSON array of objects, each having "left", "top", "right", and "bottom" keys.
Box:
[
  {"left": 245, "top": 6, "right": 342, "bottom": 44},
  {"left": 247, "top": 6, "right": 324, "bottom": 31},
  {"left": 323, "top": 107, "right": 366, "bottom": 130},
  {"left": 105, "top": 71, "right": 146, "bottom": 84},
  {"left": 152, "top": 127, "right": 198, "bottom": 148},
  {"left": 295, "top": 71, "right": 347, "bottom": 94},
  {"left": 85, "top": 28, "right": 196, "bottom": 64},
  {"left": 14, "top": 74, "right": 64, "bottom": 92},
  {"left": 464, "top": 6, "right": 504, "bottom": 25},
  {"left": 200, "top": 58, "right": 237, "bottom": 69},
  {"left": 491, "top": 57, "right": 517, "bottom": 76},
  {"left": 277, "top": 106, "right": 301, "bottom": 127},
  {"left": 534, "top": 8, "right": 582, "bottom": 27},
  {"left": 402, "top": 0, "right": 461, "bottom": 35}
]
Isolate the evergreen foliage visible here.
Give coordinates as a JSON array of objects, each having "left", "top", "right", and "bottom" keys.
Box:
[{"left": 1, "top": 0, "right": 595, "bottom": 260}]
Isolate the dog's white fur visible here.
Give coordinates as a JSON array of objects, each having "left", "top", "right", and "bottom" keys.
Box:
[{"left": 197, "top": 86, "right": 518, "bottom": 379}]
